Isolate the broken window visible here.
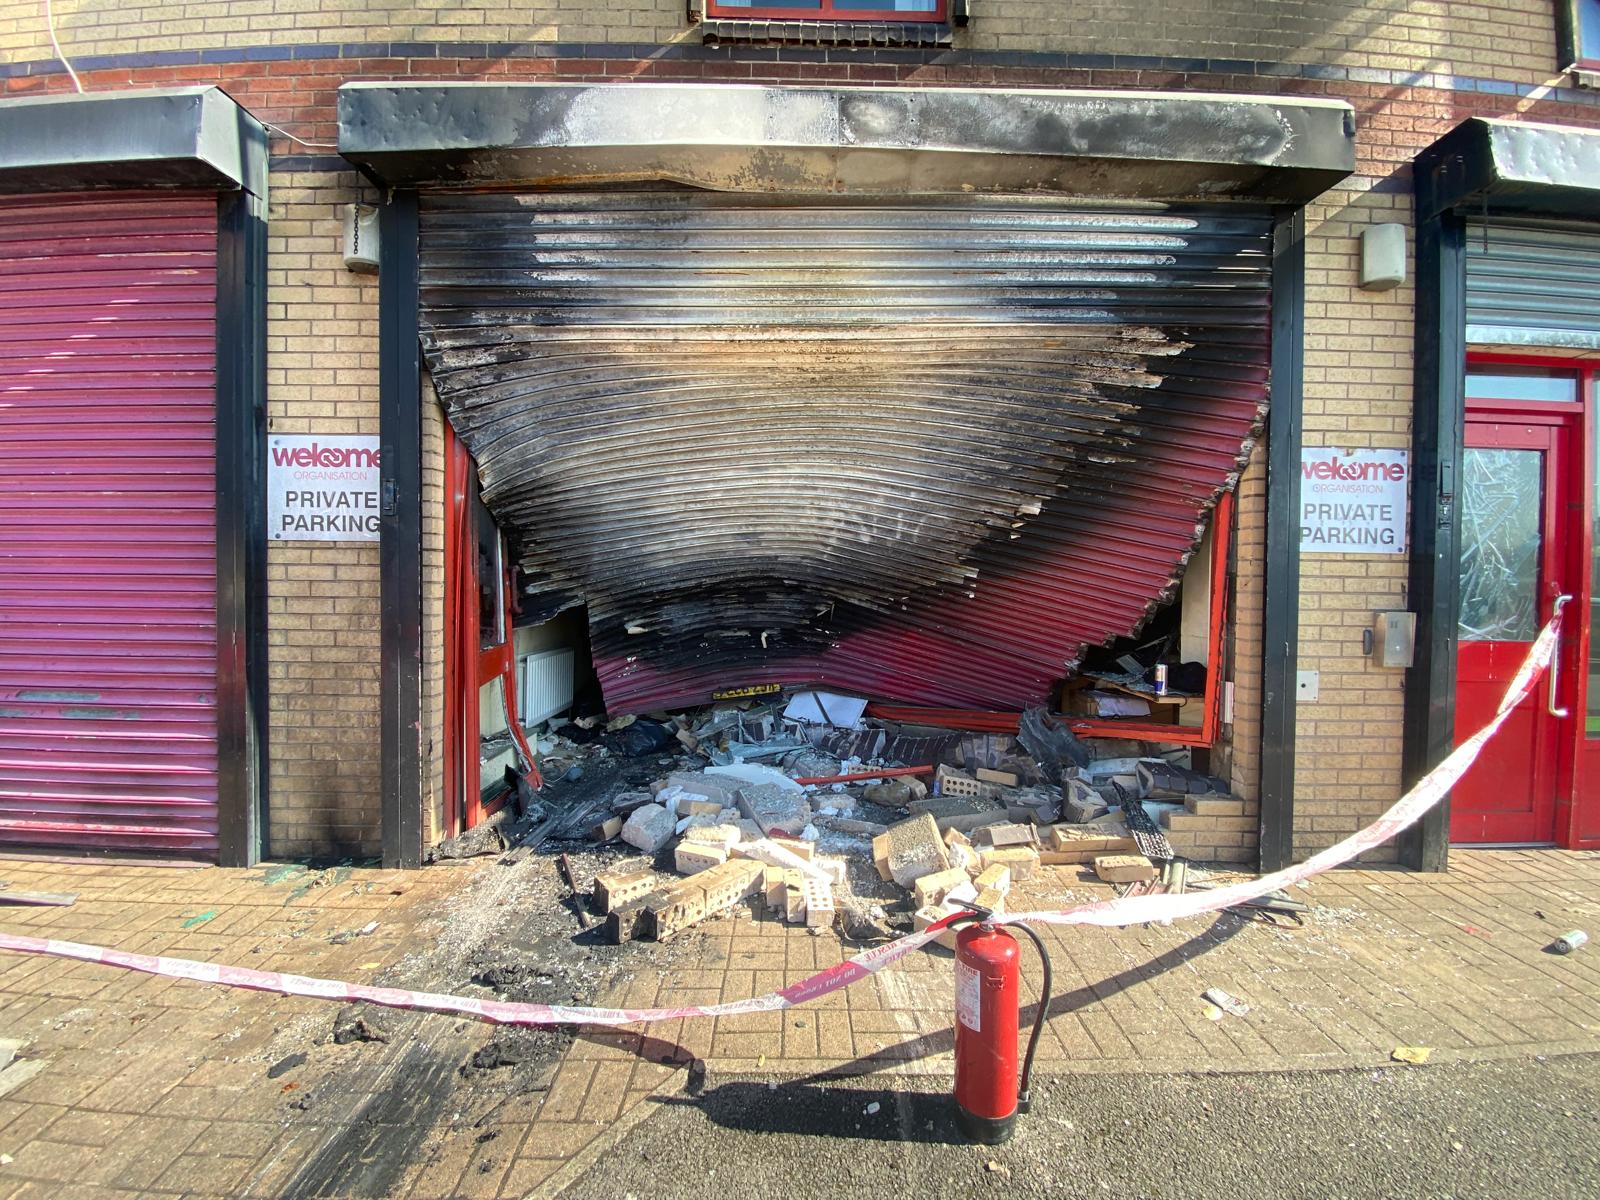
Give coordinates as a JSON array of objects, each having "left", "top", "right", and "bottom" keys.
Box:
[{"left": 1458, "top": 447, "right": 1542, "bottom": 643}]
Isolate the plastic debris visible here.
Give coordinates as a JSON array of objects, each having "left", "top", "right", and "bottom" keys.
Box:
[{"left": 1391, "top": 1045, "right": 1432, "bottom": 1065}]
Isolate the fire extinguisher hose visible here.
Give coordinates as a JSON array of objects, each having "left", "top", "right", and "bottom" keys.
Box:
[{"left": 1008, "top": 921, "right": 1053, "bottom": 1114}]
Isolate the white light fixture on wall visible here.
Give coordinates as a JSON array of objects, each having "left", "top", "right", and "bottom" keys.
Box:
[
  {"left": 1359, "top": 223, "right": 1406, "bottom": 291},
  {"left": 343, "top": 203, "right": 379, "bottom": 273}
]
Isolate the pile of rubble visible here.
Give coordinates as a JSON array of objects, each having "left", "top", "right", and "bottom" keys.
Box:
[{"left": 526, "top": 693, "right": 1247, "bottom": 945}]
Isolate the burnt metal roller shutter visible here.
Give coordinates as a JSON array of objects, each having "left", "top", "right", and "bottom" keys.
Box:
[
  {"left": 418, "top": 193, "right": 1271, "bottom": 712},
  {"left": 1466, "top": 218, "right": 1600, "bottom": 349},
  {"left": 0, "top": 193, "right": 221, "bottom": 857}
]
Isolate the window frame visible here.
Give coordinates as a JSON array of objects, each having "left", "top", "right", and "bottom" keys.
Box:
[
  {"left": 704, "top": 0, "right": 949, "bottom": 22},
  {"left": 1556, "top": 0, "right": 1600, "bottom": 72}
]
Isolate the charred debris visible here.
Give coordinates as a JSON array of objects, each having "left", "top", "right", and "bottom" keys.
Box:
[{"left": 433, "top": 688, "right": 1265, "bottom": 946}]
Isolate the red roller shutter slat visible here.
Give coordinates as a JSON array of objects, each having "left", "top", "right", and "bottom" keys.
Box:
[{"left": 0, "top": 193, "right": 220, "bottom": 858}]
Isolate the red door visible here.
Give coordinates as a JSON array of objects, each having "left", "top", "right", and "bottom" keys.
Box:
[{"left": 1452, "top": 418, "right": 1574, "bottom": 843}]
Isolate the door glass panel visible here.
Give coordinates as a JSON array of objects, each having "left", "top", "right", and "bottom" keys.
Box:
[
  {"left": 1465, "top": 367, "right": 1579, "bottom": 404},
  {"left": 1459, "top": 448, "right": 1542, "bottom": 642}
]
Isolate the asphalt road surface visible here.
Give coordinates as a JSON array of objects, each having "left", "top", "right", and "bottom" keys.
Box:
[{"left": 565, "top": 1053, "right": 1600, "bottom": 1199}]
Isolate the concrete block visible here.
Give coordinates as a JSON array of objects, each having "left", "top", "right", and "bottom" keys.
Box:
[
  {"left": 593, "top": 868, "right": 656, "bottom": 913},
  {"left": 674, "top": 842, "right": 728, "bottom": 875},
  {"left": 784, "top": 882, "right": 807, "bottom": 923},
  {"left": 913, "top": 867, "right": 970, "bottom": 909},
  {"left": 737, "top": 783, "right": 811, "bottom": 836},
  {"left": 1095, "top": 854, "right": 1157, "bottom": 884},
  {"left": 686, "top": 799, "right": 723, "bottom": 818},
  {"left": 621, "top": 803, "right": 675, "bottom": 854},
  {"left": 883, "top": 812, "right": 951, "bottom": 887},
  {"left": 976, "top": 768, "right": 1019, "bottom": 787},
  {"left": 978, "top": 846, "right": 1038, "bottom": 882}
]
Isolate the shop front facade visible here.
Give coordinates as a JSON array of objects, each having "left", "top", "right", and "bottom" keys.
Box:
[{"left": 1, "top": 1, "right": 1598, "bottom": 868}]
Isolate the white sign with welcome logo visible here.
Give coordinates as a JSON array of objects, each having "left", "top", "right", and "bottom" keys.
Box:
[
  {"left": 267, "top": 435, "right": 382, "bottom": 541},
  {"left": 1300, "top": 447, "right": 1409, "bottom": 554}
]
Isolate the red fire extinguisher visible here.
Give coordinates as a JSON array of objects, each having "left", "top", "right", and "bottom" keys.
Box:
[{"left": 952, "top": 908, "right": 1053, "bottom": 1145}]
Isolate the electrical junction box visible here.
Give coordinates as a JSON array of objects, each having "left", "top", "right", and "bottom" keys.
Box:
[
  {"left": 1371, "top": 611, "right": 1417, "bottom": 668},
  {"left": 343, "top": 203, "right": 379, "bottom": 273}
]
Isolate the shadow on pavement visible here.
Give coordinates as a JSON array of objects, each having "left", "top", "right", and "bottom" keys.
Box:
[{"left": 652, "top": 1079, "right": 966, "bottom": 1143}]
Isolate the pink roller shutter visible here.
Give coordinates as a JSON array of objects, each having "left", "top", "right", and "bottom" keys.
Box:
[{"left": 0, "top": 193, "right": 220, "bottom": 857}]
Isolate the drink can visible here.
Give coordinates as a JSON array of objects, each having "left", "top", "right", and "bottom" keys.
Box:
[
  {"left": 1551, "top": 930, "right": 1588, "bottom": 955},
  {"left": 1154, "top": 664, "right": 1168, "bottom": 696}
]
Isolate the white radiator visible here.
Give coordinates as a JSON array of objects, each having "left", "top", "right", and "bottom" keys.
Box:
[{"left": 519, "top": 648, "right": 575, "bottom": 727}]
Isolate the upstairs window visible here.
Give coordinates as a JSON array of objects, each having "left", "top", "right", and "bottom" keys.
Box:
[
  {"left": 1557, "top": 0, "right": 1600, "bottom": 73},
  {"left": 705, "top": 0, "right": 947, "bottom": 20}
]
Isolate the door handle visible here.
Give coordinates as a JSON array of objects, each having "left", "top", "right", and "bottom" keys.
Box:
[{"left": 1548, "top": 593, "right": 1573, "bottom": 718}]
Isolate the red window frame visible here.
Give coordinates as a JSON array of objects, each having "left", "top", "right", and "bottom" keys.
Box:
[{"left": 706, "top": 1, "right": 948, "bottom": 22}]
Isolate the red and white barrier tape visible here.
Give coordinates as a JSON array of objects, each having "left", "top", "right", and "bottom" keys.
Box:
[{"left": 0, "top": 613, "right": 1560, "bottom": 1028}]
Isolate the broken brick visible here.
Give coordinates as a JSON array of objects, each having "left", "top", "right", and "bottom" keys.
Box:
[
  {"left": 977, "top": 845, "right": 1038, "bottom": 882},
  {"left": 593, "top": 868, "right": 656, "bottom": 913},
  {"left": 1094, "top": 854, "right": 1157, "bottom": 883},
  {"left": 973, "top": 885, "right": 1007, "bottom": 915},
  {"left": 674, "top": 842, "right": 728, "bottom": 875},
  {"left": 973, "top": 864, "right": 1011, "bottom": 896},
  {"left": 802, "top": 880, "right": 835, "bottom": 928},
  {"left": 974, "top": 822, "right": 1037, "bottom": 849},
  {"left": 976, "top": 768, "right": 1020, "bottom": 787},
  {"left": 641, "top": 880, "right": 707, "bottom": 941},
  {"left": 913, "top": 867, "right": 971, "bottom": 910},
  {"left": 605, "top": 895, "right": 658, "bottom": 943}
]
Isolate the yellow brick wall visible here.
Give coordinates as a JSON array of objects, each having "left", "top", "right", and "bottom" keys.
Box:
[
  {"left": 1295, "top": 182, "right": 1416, "bottom": 862},
  {"left": 264, "top": 170, "right": 382, "bottom": 859},
  {"left": 0, "top": 0, "right": 1572, "bottom": 87}
]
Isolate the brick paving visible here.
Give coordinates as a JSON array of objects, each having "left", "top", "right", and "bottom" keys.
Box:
[{"left": 1, "top": 848, "right": 1597, "bottom": 1199}]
